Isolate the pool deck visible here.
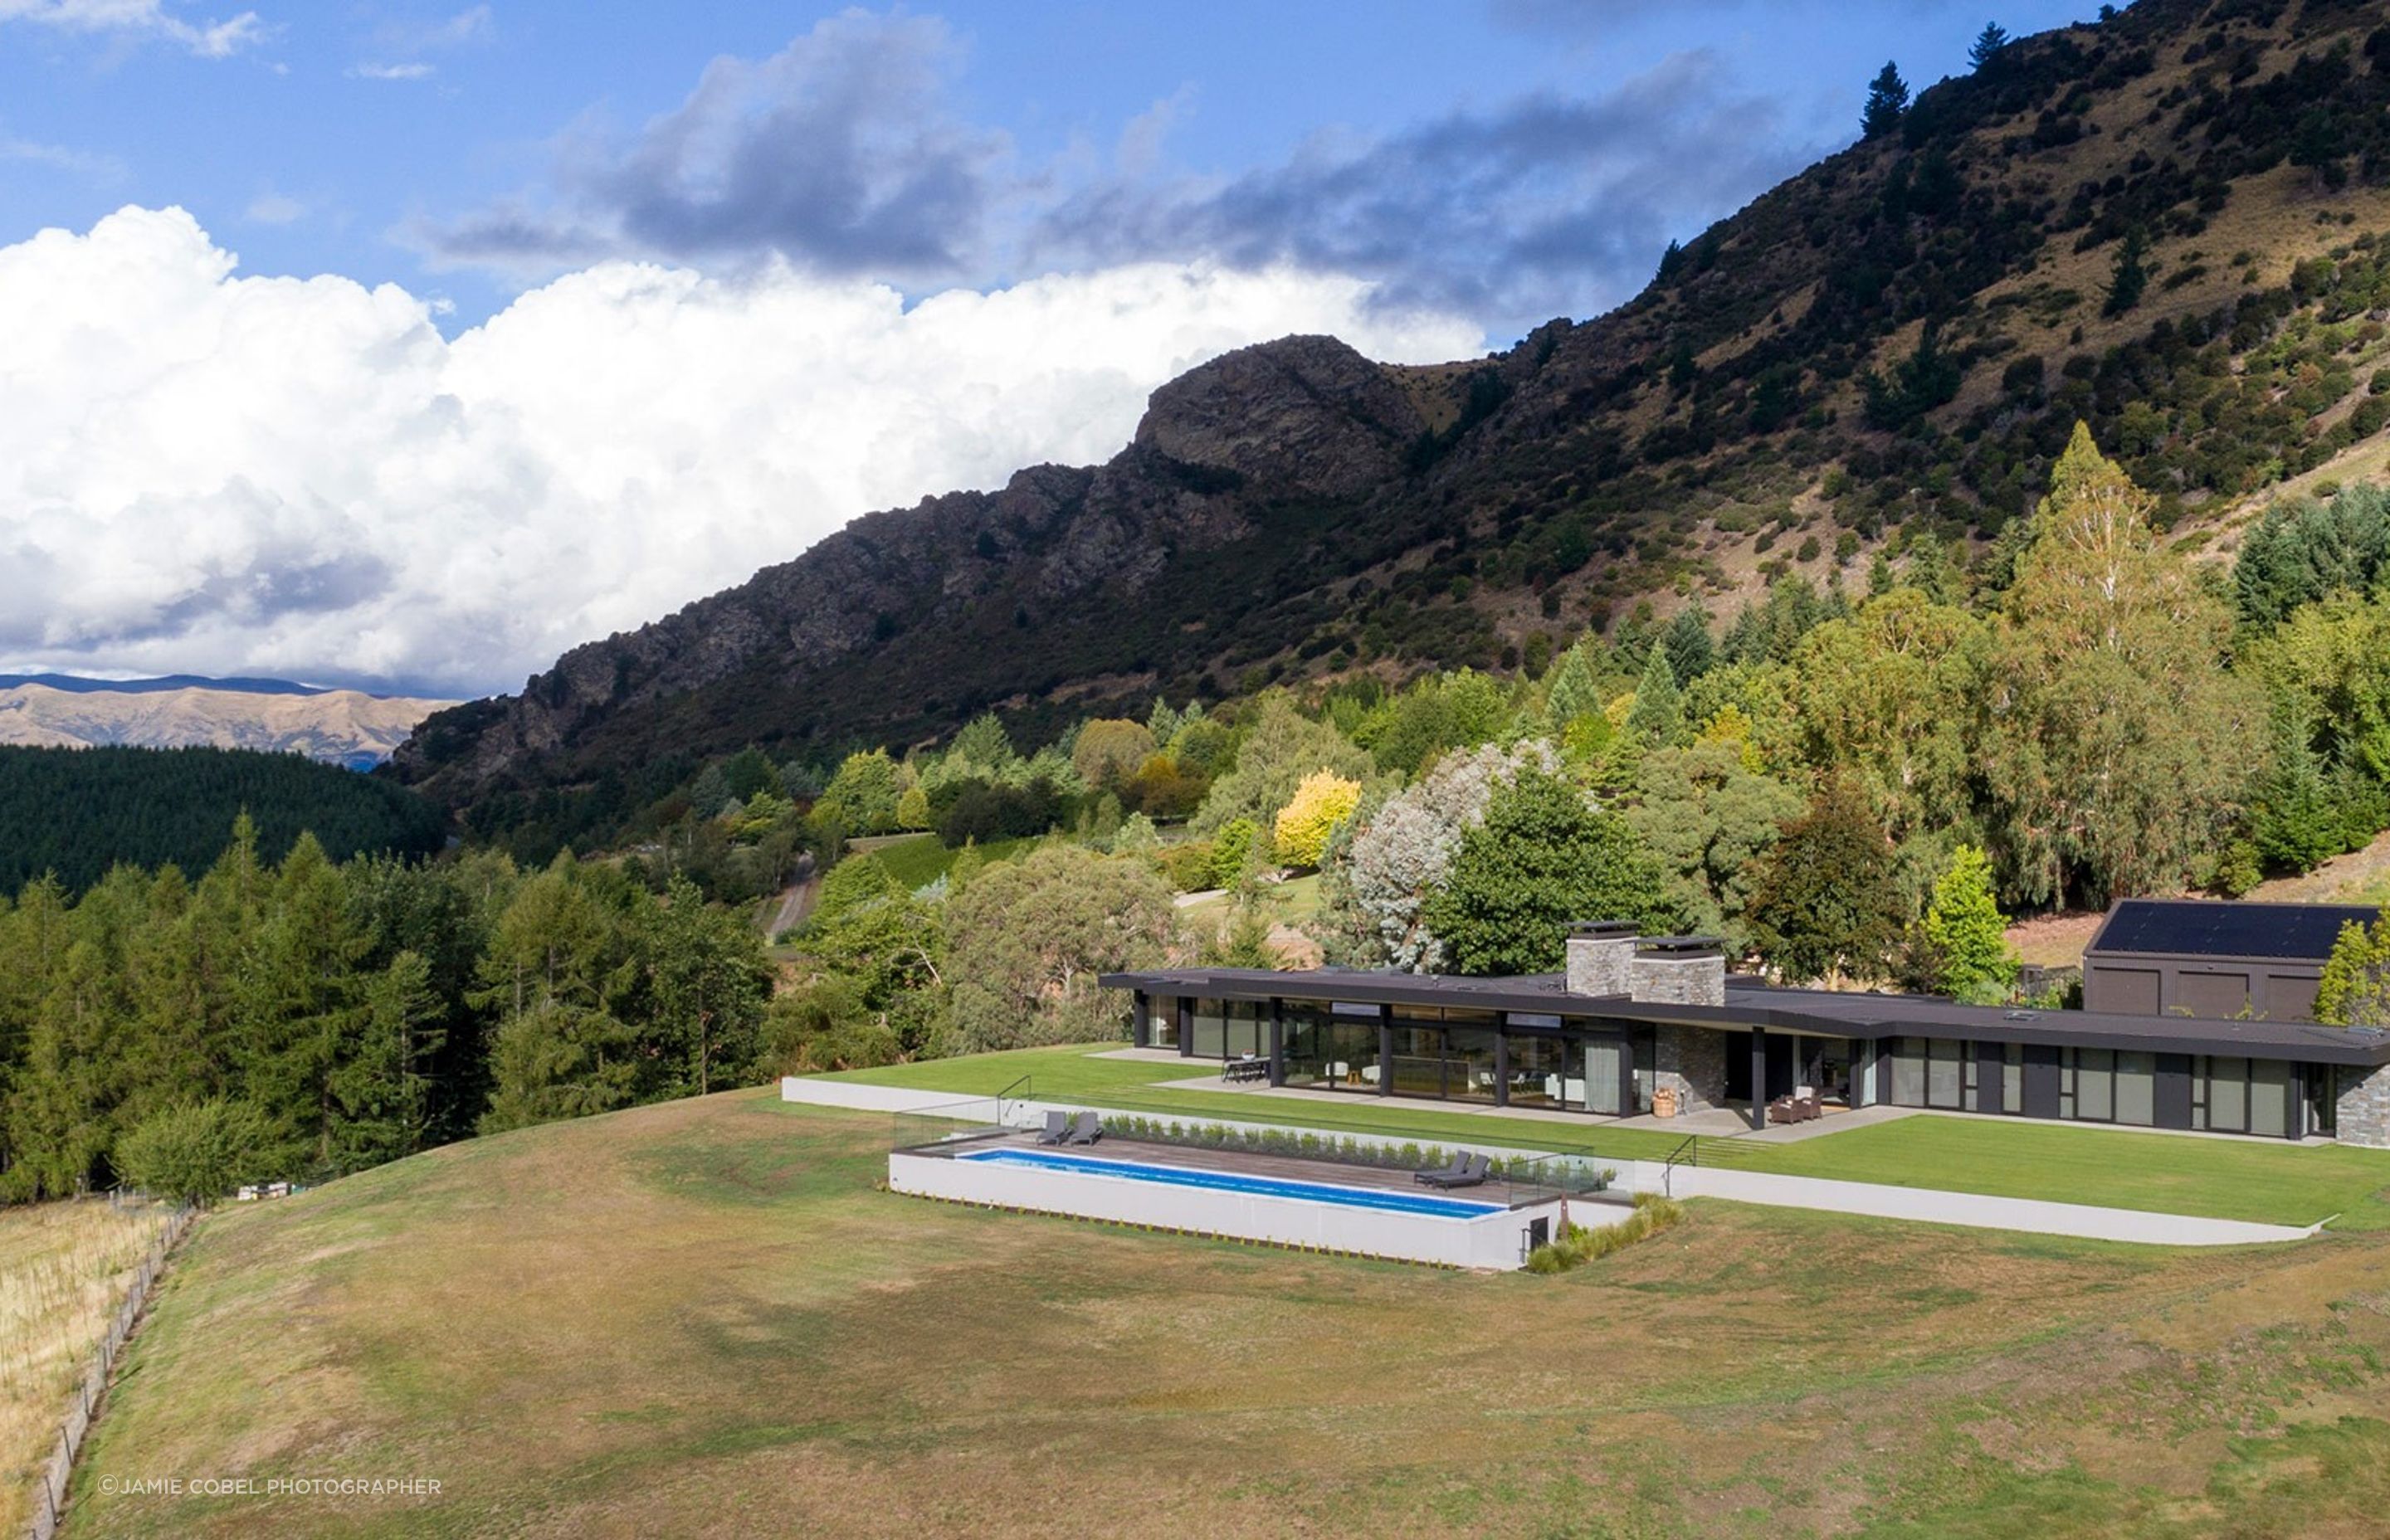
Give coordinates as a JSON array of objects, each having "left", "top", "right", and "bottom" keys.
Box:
[{"left": 908, "top": 1128, "right": 1632, "bottom": 1214}]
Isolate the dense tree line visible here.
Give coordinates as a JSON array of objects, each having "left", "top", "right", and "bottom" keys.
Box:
[
  {"left": 0, "top": 819, "right": 775, "bottom": 1202},
  {"left": 0, "top": 745, "right": 446, "bottom": 893}
]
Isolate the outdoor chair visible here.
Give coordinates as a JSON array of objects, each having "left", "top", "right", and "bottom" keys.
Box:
[
  {"left": 1065, "top": 1111, "right": 1103, "bottom": 1145},
  {"left": 1413, "top": 1150, "right": 1470, "bottom": 1186},
  {"left": 1036, "top": 1110, "right": 1071, "bottom": 1144},
  {"left": 1424, "top": 1153, "right": 1490, "bottom": 1190}
]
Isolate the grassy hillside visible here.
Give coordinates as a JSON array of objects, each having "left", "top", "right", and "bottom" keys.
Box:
[{"left": 61, "top": 1091, "right": 2390, "bottom": 1537}]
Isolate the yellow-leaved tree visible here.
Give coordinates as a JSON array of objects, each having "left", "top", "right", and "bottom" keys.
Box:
[{"left": 1273, "top": 768, "right": 1363, "bottom": 870}]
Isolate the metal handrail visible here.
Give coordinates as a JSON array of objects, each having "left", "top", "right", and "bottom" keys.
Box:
[{"left": 995, "top": 1073, "right": 1033, "bottom": 1128}]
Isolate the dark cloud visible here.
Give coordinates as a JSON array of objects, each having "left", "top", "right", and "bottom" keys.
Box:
[
  {"left": 427, "top": 10, "right": 1007, "bottom": 280},
  {"left": 1032, "top": 51, "right": 1822, "bottom": 338},
  {"left": 427, "top": 18, "right": 1824, "bottom": 340}
]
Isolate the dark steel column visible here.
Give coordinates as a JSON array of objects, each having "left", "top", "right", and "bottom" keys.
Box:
[
  {"left": 1177, "top": 997, "right": 1193, "bottom": 1058},
  {"left": 1378, "top": 1004, "right": 1394, "bottom": 1097},
  {"left": 1269, "top": 998, "right": 1285, "bottom": 1087},
  {"left": 1131, "top": 989, "right": 1150, "bottom": 1049},
  {"left": 1749, "top": 1027, "right": 1768, "bottom": 1131},
  {"left": 1494, "top": 1031, "right": 1510, "bottom": 1109}
]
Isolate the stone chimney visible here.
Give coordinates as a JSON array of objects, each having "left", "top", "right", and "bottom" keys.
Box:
[
  {"left": 1563, "top": 920, "right": 1636, "bottom": 996},
  {"left": 1628, "top": 937, "right": 1726, "bottom": 1007}
]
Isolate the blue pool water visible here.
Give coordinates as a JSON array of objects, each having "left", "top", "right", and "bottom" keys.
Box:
[{"left": 958, "top": 1148, "right": 1503, "bottom": 1219}]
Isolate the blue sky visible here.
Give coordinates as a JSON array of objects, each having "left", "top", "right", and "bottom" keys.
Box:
[
  {"left": 0, "top": 0, "right": 2097, "bottom": 695},
  {"left": 1, "top": 0, "right": 2092, "bottom": 338}
]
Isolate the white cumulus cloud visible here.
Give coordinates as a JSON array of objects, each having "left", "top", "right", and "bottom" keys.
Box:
[
  {"left": 0, "top": 207, "right": 1483, "bottom": 696},
  {"left": 0, "top": 0, "right": 262, "bottom": 57}
]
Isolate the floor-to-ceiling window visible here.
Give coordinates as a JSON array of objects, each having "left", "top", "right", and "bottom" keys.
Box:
[
  {"left": 1388, "top": 1012, "right": 1446, "bottom": 1098},
  {"left": 1505, "top": 1030, "right": 1563, "bottom": 1108},
  {"left": 1280, "top": 1000, "right": 1329, "bottom": 1088},
  {"left": 1188, "top": 999, "right": 1227, "bottom": 1059},
  {"left": 1226, "top": 1001, "right": 1266, "bottom": 1061},
  {"left": 1147, "top": 994, "right": 1179, "bottom": 1050},
  {"left": 1444, "top": 1011, "right": 1500, "bottom": 1104},
  {"left": 2194, "top": 1055, "right": 2294, "bottom": 1136}
]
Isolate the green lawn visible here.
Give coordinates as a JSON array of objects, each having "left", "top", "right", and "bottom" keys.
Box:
[
  {"left": 855, "top": 832, "right": 1038, "bottom": 891},
  {"left": 823, "top": 1045, "right": 2390, "bottom": 1229}
]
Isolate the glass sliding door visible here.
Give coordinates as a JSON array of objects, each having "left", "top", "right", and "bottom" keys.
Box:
[
  {"left": 1926, "top": 1038, "right": 1964, "bottom": 1109},
  {"left": 1890, "top": 1037, "right": 1926, "bottom": 1106},
  {"left": 1280, "top": 1001, "right": 1328, "bottom": 1088},
  {"left": 1189, "top": 999, "right": 1227, "bottom": 1059},
  {"left": 1225, "top": 1001, "right": 1265, "bottom": 1061},
  {"left": 2114, "top": 1051, "right": 2155, "bottom": 1126},
  {"left": 1505, "top": 1033, "right": 1561, "bottom": 1108},
  {"left": 1446, "top": 1025, "right": 1500, "bottom": 1104},
  {"left": 1388, "top": 1022, "right": 1445, "bottom": 1098},
  {"left": 2075, "top": 1049, "right": 2114, "bottom": 1122},
  {"left": 2249, "top": 1059, "right": 2292, "bottom": 1138}
]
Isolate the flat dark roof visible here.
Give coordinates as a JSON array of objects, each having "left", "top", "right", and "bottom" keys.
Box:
[
  {"left": 1100, "top": 966, "right": 2390, "bottom": 1068},
  {"left": 2085, "top": 898, "right": 2380, "bottom": 963}
]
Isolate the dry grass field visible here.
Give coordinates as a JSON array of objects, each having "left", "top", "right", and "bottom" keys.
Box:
[
  {"left": 0, "top": 1201, "right": 173, "bottom": 1536},
  {"left": 55, "top": 1091, "right": 2390, "bottom": 1538}
]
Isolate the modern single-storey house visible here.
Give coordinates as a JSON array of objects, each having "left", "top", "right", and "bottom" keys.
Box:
[{"left": 1101, "top": 907, "right": 2390, "bottom": 1148}]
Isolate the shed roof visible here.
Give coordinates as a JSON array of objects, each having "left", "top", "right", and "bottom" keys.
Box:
[{"left": 2085, "top": 899, "right": 2379, "bottom": 963}]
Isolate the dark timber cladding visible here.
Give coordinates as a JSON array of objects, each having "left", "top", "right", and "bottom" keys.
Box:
[{"left": 2081, "top": 898, "right": 2380, "bottom": 1021}]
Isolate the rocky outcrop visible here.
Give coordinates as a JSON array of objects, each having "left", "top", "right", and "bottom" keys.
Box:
[{"left": 393, "top": 335, "right": 1421, "bottom": 802}]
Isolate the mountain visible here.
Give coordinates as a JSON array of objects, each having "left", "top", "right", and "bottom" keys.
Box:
[
  {"left": 0, "top": 673, "right": 329, "bottom": 696},
  {"left": 0, "top": 678, "right": 458, "bottom": 769},
  {"left": 394, "top": 0, "right": 2390, "bottom": 826}
]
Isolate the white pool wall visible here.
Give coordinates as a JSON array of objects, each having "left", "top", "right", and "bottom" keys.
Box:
[{"left": 889, "top": 1147, "right": 1581, "bottom": 1269}]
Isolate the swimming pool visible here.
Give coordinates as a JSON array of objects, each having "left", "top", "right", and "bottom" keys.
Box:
[{"left": 958, "top": 1148, "right": 1504, "bottom": 1219}]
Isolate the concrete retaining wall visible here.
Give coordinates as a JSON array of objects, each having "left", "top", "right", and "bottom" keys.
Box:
[{"left": 889, "top": 1149, "right": 1568, "bottom": 1270}]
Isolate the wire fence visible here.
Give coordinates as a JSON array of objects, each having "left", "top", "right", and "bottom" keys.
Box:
[{"left": 28, "top": 1199, "right": 195, "bottom": 1540}]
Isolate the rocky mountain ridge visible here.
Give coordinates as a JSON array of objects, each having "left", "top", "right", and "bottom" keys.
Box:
[{"left": 393, "top": 0, "right": 2390, "bottom": 827}]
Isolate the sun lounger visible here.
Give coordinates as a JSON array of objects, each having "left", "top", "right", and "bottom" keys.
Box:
[
  {"left": 1412, "top": 1150, "right": 1469, "bottom": 1185},
  {"left": 1422, "top": 1153, "right": 1490, "bottom": 1189},
  {"left": 1065, "top": 1110, "right": 1103, "bottom": 1144},
  {"left": 1036, "top": 1110, "right": 1071, "bottom": 1144}
]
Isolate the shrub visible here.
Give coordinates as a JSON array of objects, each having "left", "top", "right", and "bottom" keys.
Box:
[
  {"left": 115, "top": 1099, "right": 282, "bottom": 1206},
  {"left": 1524, "top": 1193, "right": 1686, "bottom": 1274}
]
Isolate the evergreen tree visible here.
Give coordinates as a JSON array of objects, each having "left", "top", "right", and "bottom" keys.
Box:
[
  {"left": 1543, "top": 641, "right": 1605, "bottom": 733},
  {"left": 1862, "top": 61, "right": 1910, "bottom": 139},
  {"left": 1919, "top": 846, "right": 2017, "bottom": 1001},
  {"left": 1968, "top": 22, "right": 2010, "bottom": 70},
  {"left": 2251, "top": 696, "right": 2344, "bottom": 874},
  {"left": 1661, "top": 607, "right": 1717, "bottom": 685},
  {"left": 1626, "top": 646, "right": 1684, "bottom": 745},
  {"left": 2104, "top": 226, "right": 2149, "bottom": 317},
  {"left": 645, "top": 873, "right": 771, "bottom": 1097}
]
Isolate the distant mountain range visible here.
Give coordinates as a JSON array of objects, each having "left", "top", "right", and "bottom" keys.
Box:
[{"left": 0, "top": 676, "right": 458, "bottom": 769}]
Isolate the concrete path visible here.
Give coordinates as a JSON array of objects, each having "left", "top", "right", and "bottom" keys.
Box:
[
  {"left": 1668, "top": 1166, "right": 2321, "bottom": 1247},
  {"left": 779, "top": 1075, "right": 2324, "bottom": 1248}
]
